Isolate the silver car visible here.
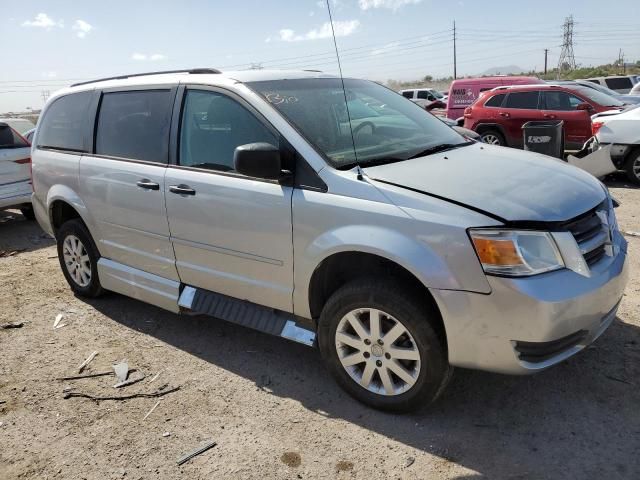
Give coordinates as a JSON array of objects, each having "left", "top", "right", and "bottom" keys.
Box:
[
  {"left": 31, "top": 69, "right": 628, "bottom": 411},
  {"left": 0, "top": 122, "right": 34, "bottom": 218}
]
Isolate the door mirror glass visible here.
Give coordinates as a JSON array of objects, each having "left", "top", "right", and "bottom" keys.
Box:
[{"left": 234, "top": 143, "right": 282, "bottom": 180}]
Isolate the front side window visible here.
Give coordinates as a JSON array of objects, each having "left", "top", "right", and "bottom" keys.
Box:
[
  {"left": 179, "top": 90, "right": 277, "bottom": 172},
  {"left": 37, "top": 92, "right": 92, "bottom": 152},
  {"left": 95, "top": 90, "right": 173, "bottom": 162},
  {"left": 504, "top": 91, "right": 540, "bottom": 109},
  {"left": 247, "top": 78, "right": 466, "bottom": 169},
  {"left": 543, "top": 91, "right": 584, "bottom": 111},
  {"left": 417, "top": 90, "right": 434, "bottom": 100}
]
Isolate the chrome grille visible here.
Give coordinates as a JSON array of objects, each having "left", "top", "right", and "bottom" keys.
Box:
[{"left": 565, "top": 202, "right": 610, "bottom": 267}]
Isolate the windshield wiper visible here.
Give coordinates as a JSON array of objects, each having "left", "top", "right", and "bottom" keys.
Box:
[{"left": 407, "top": 141, "right": 472, "bottom": 159}]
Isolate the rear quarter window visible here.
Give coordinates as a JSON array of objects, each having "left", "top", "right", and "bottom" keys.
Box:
[
  {"left": 37, "top": 92, "right": 92, "bottom": 152},
  {"left": 401, "top": 91, "right": 414, "bottom": 99},
  {"left": 0, "top": 125, "right": 29, "bottom": 148},
  {"left": 484, "top": 93, "right": 506, "bottom": 107},
  {"left": 95, "top": 89, "right": 173, "bottom": 163},
  {"left": 604, "top": 77, "right": 633, "bottom": 90}
]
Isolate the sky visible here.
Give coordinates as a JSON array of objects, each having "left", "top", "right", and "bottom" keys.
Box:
[{"left": 1, "top": 0, "right": 639, "bottom": 112}]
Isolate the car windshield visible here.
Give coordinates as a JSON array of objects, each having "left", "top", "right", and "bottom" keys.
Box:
[
  {"left": 579, "top": 82, "right": 621, "bottom": 98},
  {"left": 569, "top": 86, "right": 625, "bottom": 107},
  {"left": 246, "top": 78, "right": 467, "bottom": 169}
]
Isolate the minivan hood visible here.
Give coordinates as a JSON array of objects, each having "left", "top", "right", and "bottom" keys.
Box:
[{"left": 364, "top": 143, "right": 606, "bottom": 222}]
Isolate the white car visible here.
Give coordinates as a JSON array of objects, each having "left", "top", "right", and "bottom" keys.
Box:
[
  {"left": 399, "top": 88, "right": 446, "bottom": 108},
  {"left": 0, "top": 122, "right": 34, "bottom": 218},
  {"left": 630, "top": 83, "right": 640, "bottom": 96},
  {"left": 581, "top": 76, "right": 635, "bottom": 94},
  {"left": 0, "top": 117, "right": 35, "bottom": 135}
]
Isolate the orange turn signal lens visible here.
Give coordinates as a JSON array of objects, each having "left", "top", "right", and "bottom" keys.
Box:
[{"left": 472, "top": 237, "right": 523, "bottom": 266}]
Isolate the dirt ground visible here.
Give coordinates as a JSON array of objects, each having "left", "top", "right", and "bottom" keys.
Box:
[{"left": 1, "top": 174, "right": 639, "bottom": 480}]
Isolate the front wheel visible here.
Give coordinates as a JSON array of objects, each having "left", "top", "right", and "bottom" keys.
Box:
[
  {"left": 56, "top": 219, "right": 104, "bottom": 298},
  {"left": 479, "top": 129, "right": 506, "bottom": 146},
  {"left": 318, "top": 279, "right": 451, "bottom": 412}
]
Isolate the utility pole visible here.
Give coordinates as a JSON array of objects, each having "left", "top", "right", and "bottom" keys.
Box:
[
  {"left": 41, "top": 90, "right": 50, "bottom": 103},
  {"left": 557, "top": 15, "right": 576, "bottom": 78},
  {"left": 544, "top": 49, "right": 548, "bottom": 75},
  {"left": 453, "top": 20, "right": 457, "bottom": 79},
  {"left": 618, "top": 49, "right": 625, "bottom": 74}
]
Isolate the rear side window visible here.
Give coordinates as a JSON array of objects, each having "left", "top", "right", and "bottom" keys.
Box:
[
  {"left": 37, "top": 92, "right": 92, "bottom": 152},
  {"left": 504, "top": 91, "right": 540, "bottom": 109},
  {"left": 0, "top": 125, "right": 29, "bottom": 148},
  {"left": 401, "top": 91, "right": 414, "bottom": 99},
  {"left": 95, "top": 90, "right": 173, "bottom": 163},
  {"left": 484, "top": 93, "right": 506, "bottom": 107},
  {"left": 604, "top": 77, "right": 632, "bottom": 90}
]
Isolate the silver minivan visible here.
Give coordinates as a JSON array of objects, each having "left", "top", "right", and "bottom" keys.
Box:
[{"left": 32, "top": 69, "right": 628, "bottom": 411}]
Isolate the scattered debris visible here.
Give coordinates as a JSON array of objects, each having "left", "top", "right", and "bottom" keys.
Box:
[
  {"left": 78, "top": 351, "right": 98, "bottom": 373},
  {"left": 623, "top": 230, "right": 640, "bottom": 238},
  {"left": 113, "top": 361, "right": 129, "bottom": 383},
  {"left": 47, "top": 254, "right": 58, "bottom": 259},
  {"left": 0, "top": 248, "right": 26, "bottom": 258},
  {"left": 0, "top": 400, "right": 6, "bottom": 405},
  {"left": 53, "top": 314, "right": 67, "bottom": 329},
  {"left": 63, "top": 386, "right": 180, "bottom": 401},
  {"left": 1, "top": 322, "right": 24, "bottom": 329},
  {"left": 163, "top": 431, "right": 171, "bottom": 437},
  {"left": 113, "top": 372, "right": 145, "bottom": 389},
  {"left": 143, "top": 400, "right": 161, "bottom": 420},
  {"left": 176, "top": 441, "right": 217, "bottom": 466},
  {"left": 405, "top": 457, "right": 415, "bottom": 468},
  {"left": 149, "top": 370, "right": 163, "bottom": 383},
  {"left": 57, "top": 371, "right": 114, "bottom": 381}
]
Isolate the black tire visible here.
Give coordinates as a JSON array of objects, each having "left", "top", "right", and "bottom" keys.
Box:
[
  {"left": 56, "top": 219, "right": 104, "bottom": 298},
  {"left": 19, "top": 205, "right": 35, "bottom": 220},
  {"left": 624, "top": 149, "right": 640, "bottom": 185},
  {"left": 318, "top": 279, "right": 452, "bottom": 412},
  {"left": 479, "top": 129, "right": 506, "bottom": 146}
]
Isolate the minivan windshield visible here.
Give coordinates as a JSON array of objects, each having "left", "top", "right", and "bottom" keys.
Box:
[{"left": 247, "top": 78, "right": 468, "bottom": 169}]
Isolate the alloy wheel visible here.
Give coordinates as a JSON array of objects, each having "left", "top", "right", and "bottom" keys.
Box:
[
  {"left": 481, "top": 134, "right": 501, "bottom": 145},
  {"left": 335, "top": 308, "right": 421, "bottom": 396},
  {"left": 62, "top": 234, "right": 92, "bottom": 287}
]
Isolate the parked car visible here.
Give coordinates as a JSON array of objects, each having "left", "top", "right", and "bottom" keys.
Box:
[
  {"left": 31, "top": 69, "right": 628, "bottom": 412},
  {"left": 0, "top": 117, "right": 35, "bottom": 135},
  {"left": 399, "top": 88, "right": 446, "bottom": 108},
  {"left": 446, "top": 76, "right": 544, "bottom": 121},
  {"left": 23, "top": 128, "right": 36, "bottom": 144},
  {"left": 0, "top": 122, "right": 34, "bottom": 219},
  {"left": 438, "top": 116, "right": 480, "bottom": 140},
  {"left": 549, "top": 80, "right": 640, "bottom": 105},
  {"left": 590, "top": 106, "right": 640, "bottom": 183},
  {"left": 463, "top": 84, "right": 625, "bottom": 149},
  {"left": 581, "top": 76, "right": 635, "bottom": 94},
  {"left": 630, "top": 82, "right": 640, "bottom": 96}
]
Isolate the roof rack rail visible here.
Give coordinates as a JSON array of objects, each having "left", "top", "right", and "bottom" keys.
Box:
[{"left": 71, "top": 68, "right": 221, "bottom": 87}]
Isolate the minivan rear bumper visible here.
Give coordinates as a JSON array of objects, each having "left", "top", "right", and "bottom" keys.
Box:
[{"left": 432, "top": 231, "right": 628, "bottom": 374}]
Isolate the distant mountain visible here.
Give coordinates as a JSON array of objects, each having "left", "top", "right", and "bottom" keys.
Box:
[{"left": 481, "top": 65, "right": 526, "bottom": 76}]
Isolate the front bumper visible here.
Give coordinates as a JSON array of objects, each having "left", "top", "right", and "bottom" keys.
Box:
[{"left": 432, "top": 231, "right": 629, "bottom": 374}]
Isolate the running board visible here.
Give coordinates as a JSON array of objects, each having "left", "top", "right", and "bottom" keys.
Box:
[{"left": 178, "top": 286, "right": 316, "bottom": 347}]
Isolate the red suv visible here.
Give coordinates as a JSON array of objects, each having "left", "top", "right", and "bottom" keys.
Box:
[{"left": 463, "top": 84, "right": 625, "bottom": 149}]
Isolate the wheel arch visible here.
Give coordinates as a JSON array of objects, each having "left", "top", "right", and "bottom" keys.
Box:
[
  {"left": 474, "top": 123, "right": 508, "bottom": 144},
  {"left": 307, "top": 250, "right": 448, "bottom": 347},
  {"left": 46, "top": 185, "right": 97, "bottom": 240}
]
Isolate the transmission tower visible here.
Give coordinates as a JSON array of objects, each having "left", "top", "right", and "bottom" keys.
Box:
[
  {"left": 41, "top": 90, "right": 50, "bottom": 103},
  {"left": 557, "top": 15, "right": 576, "bottom": 78}
]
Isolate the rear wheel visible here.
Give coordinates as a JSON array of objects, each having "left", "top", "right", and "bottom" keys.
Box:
[
  {"left": 318, "top": 279, "right": 452, "bottom": 412},
  {"left": 624, "top": 149, "right": 640, "bottom": 185},
  {"left": 479, "top": 129, "right": 506, "bottom": 146},
  {"left": 56, "top": 219, "right": 104, "bottom": 298}
]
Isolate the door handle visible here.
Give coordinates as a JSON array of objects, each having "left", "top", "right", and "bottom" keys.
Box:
[
  {"left": 169, "top": 184, "right": 196, "bottom": 196},
  {"left": 136, "top": 179, "right": 160, "bottom": 190},
  {"left": 499, "top": 112, "right": 510, "bottom": 118},
  {"left": 544, "top": 114, "right": 557, "bottom": 119}
]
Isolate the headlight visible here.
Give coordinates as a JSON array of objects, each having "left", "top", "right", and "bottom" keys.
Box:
[{"left": 469, "top": 229, "right": 564, "bottom": 277}]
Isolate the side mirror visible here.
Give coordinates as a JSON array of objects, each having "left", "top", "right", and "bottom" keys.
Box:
[
  {"left": 576, "top": 102, "right": 593, "bottom": 111},
  {"left": 234, "top": 143, "right": 282, "bottom": 180}
]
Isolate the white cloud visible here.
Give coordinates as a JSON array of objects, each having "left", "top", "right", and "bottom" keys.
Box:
[
  {"left": 278, "top": 20, "right": 360, "bottom": 42},
  {"left": 359, "top": 0, "right": 422, "bottom": 10},
  {"left": 72, "top": 19, "right": 93, "bottom": 38},
  {"left": 42, "top": 71, "right": 57, "bottom": 78},
  {"left": 21, "top": 13, "right": 62, "bottom": 29},
  {"left": 132, "top": 53, "right": 167, "bottom": 61}
]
